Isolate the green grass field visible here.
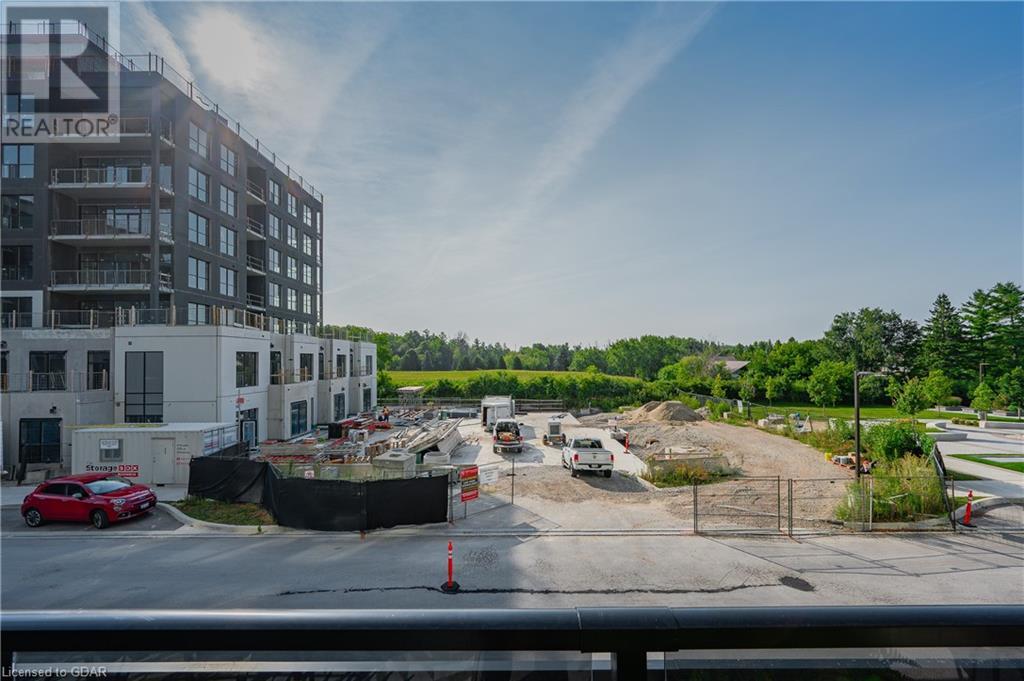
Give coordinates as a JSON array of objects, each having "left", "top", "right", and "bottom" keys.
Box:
[
  {"left": 388, "top": 369, "right": 641, "bottom": 386},
  {"left": 951, "top": 454, "right": 1024, "bottom": 474}
]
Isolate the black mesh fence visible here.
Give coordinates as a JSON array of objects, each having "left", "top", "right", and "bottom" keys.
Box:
[{"left": 187, "top": 457, "right": 448, "bottom": 531}]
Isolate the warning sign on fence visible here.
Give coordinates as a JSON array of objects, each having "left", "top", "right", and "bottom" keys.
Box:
[{"left": 460, "top": 466, "right": 479, "bottom": 502}]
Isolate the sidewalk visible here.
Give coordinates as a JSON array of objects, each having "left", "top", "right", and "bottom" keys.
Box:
[{"left": 0, "top": 483, "right": 189, "bottom": 508}]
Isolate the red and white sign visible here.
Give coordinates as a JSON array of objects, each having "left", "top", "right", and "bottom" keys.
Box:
[
  {"left": 460, "top": 466, "right": 479, "bottom": 502},
  {"left": 117, "top": 463, "right": 140, "bottom": 478}
]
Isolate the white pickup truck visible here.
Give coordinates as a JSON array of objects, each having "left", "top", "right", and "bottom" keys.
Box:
[{"left": 561, "top": 437, "right": 614, "bottom": 478}]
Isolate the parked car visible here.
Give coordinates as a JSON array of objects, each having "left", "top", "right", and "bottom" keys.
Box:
[
  {"left": 562, "top": 437, "right": 614, "bottom": 478},
  {"left": 21, "top": 473, "right": 158, "bottom": 529},
  {"left": 492, "top": 418, "right": 524, "bottom": 454}
]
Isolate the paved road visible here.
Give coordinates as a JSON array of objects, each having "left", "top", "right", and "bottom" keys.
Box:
[
  {"left": 932, "top": 423, "right": 1024, "bottom": 499},
  {"left": 3, "top": 528, "right": 1021, "bottom": 609},
  {"left": 1, "top": 507, "right": 181, "bottom": 533}
]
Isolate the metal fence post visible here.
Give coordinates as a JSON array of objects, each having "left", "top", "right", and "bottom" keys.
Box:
[
  {"left": 868, "top": 477, "right": 874, "bottom": 532},
  {"left": 511, "top": 456, "right": 516, "bottom": 506},
  {"left": 950, "top": 477, "right": 957, "bottom": 532},
  {"left": 692, "top": 484, "right": 699, "bottom": 535},
  {"left": 787, "top": 479, "right": 793, "bottom": 537},
  {"left": 776, "top": 476, "right": 782, "bottom": 533}
]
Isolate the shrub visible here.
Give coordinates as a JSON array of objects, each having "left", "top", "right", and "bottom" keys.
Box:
[
  {"left": 836, "top": 456, "right": 947, "bottom": 523},
  {"left": 830, "top": 418, "right": 854, "bottom": 441},
  {"left": 641, "top": 463, "right": 726, "bottom": 487},
  {"left": 863, "top": 421, "right": 934, "bottom": 461}
]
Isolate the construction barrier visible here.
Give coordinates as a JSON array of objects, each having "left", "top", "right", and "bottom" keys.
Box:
[{"left": 187, "top": 457, "right": 448, "bottom": 531}]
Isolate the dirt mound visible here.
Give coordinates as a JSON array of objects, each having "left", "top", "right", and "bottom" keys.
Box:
[{"left": 623, "top": 400, "right": 702, "bottom": 425}]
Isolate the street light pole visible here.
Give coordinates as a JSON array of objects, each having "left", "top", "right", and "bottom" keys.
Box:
[{"left": 854, "top": 370, "right": 861, "bottom": 481}]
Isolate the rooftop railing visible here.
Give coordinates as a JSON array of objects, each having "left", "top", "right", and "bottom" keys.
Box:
[{"left": 3, "top": 20, "right": 321, "bottom": 201}]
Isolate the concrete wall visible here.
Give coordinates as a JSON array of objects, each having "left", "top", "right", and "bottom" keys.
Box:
[{"left": 1, "top": 389, "right": 113, "bottom": 473}]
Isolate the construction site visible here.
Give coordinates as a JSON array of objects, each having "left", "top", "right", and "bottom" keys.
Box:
[{"left": 211, "top": 397, "right": 993, "bottom": 535}]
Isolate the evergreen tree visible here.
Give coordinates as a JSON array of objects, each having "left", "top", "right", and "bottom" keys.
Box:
[
  {"left": 989, "top": 282, "right": 1024, "bottom": 376},
  {"left": 961, "top": 288, "right": 997, "bottom": 381},
  {"left": 921, "top": 293, "right": 967, "bottom": 379}
]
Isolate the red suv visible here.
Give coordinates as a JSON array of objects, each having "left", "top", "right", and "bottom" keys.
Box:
[{"left": 21, "top": 473, "right": 158, "bottom": 529}]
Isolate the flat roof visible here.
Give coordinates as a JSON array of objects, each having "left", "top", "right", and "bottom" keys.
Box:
[{"left": 74, "top": 422, "right": 235, "bottom": 433}]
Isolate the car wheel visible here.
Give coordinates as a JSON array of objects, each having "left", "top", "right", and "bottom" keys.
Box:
[
  {"left": 23, "top": 508, "right": 43, "bottom": 527},
  {"left": 570, "top": 467, "right": 579, "bottom": 478},
  {"left": 90, "top": 509, "right": 110, "bottom": 529},
  {"left": 604, "top": 470, "right": 613, "bottom": 478}
]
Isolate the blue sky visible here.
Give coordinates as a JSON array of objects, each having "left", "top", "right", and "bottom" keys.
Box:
[{"left": 122, "top": 1, "right": 1023, "bottom": 347}]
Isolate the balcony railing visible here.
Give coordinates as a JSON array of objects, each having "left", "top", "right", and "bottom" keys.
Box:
[
  {"left": 270, "top": 371, "right": 315, "bottom": 385},
  {"left": 245, "top": 216, "right": 265, "bottom": 238},
  {"left": 246, "top": 292, "right": 265, "bottom": 309},
  {"left": 1, "top": 370, "right": 110, "bottom": 393},
  {"left": 245, "top": 179, "right": 266, "bottom": 201},
  {"left": 50, "top": 270, "right": 172, "bottom": 289},
  {"left": 50, "top": 218, "right": 173, "bottom": 241},
  {"left": 50, "top": 166, "right": 174, "bottom": 192},
  {"left": 245, "top": 254, "right": 265, "bottom": 273},
  {"left": 43, "top": 116, "right": 174, "bottom": 143}
]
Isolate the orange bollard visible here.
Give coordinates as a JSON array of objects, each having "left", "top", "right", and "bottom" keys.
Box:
[
  {"left": 962, "top": 490, "right": 974, "bottom": 526},
  {"left": 441, "top": 540, "right": 460, "bottom": 593}
]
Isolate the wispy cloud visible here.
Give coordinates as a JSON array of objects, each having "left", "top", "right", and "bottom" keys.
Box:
[{"left": 122, "top": 2, "right": 195, "bottom": 82}]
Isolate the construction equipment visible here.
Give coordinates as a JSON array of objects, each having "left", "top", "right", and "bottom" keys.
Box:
[{"left": 542, "top": 417, "right": 567, "bottom": 447}]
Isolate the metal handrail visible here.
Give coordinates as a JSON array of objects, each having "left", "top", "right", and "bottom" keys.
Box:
[
  {"left": 246, "top": 179, "right": 265, "bottom": 201},
  {"left": 246, "top": 292, "right": 265, "bottom": 308},
  {"left": 246, "top": 216, "right": 265, "bottom": 236},
  {"left": 50, "top": 166, "right": 173, "bottom": 191},
  {"left": 50, "top": 218, "right": 172, "bottom": 239},
  {"left": 51, "top": 269, "right": 152, "bottom": 287},
  {"left": 245, "top": 254, "right": 265, "bottom": 272}
]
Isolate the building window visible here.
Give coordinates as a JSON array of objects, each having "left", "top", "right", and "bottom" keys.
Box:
[
  {"left": 188, "top": 166, "right": 208, "bottom": 202},
  {"left": 1, "top": 245, "right": 33, "bottom": 281},
  {"left": 333, "top": 392, "right": 346, "bottom": 420},
  {"left": 268, "top": 282, "right": 281, "bottom": 307},
  {"left": 19, "top": 419, "right": 61, "bottom": 464},
  {"left": 267, "top": 213, "right": 280, "bottom": 240},
  {"left": 302, "top": 234, "right": 314, "bottom": 256},
  {"left": 365, "top": 355, "right": 373, "bottom": 375},
  {"left": 289, "top": 400, "right": 308, "bottom": 436},
  {"left": 1, "top": 195, "right": 34, "bottom": 230},
  {"left": 302, "top": 263, "right": 313, "bottom": 286},
  {"left": 268, "top": 248, "right": 281, "bottom": 273},
  {"left": 188, "top": 257, "right": 209, "bottom": 290},
  {"left": 287, "top": 193, "right": 298, "bottom": 217},
  {"left": 286, "top": 288, "right": 297, "bottom": 311},
  {"left": 303, "top": 293, "right": 312, "bottom": 315},
  {"left": 236, "top": 352, "right": 258, "bottom": 388},
  {"left": 188, "top": 211, "right": 209, "bottom": 246},
  {"left": 219, "top": 266, "right": 236, "bottom": 297},
  {"left": 124, "top": 351, "right": 163, "bottom": 423},
  {"left": 287, "top": 256, "right": 297, "bottom": 280},
  {"left": 220, "top": 226, "right": 236, "bottom": 257},
  {"left": 187, "top": 302, "right": 210, "bottom": 325},
  {"left": 2, "top": 144, "right": 34, "bottom": 179},
  {"left": 269, "top": 351, "right": 282, "bottom": 384},
  {"left": 303, "top": 204, "right": 313, "bottom": 227},
  {"left": 220, "top": 144, "right": 236, "bottom": 176},
  {"left": 269, "top": 179, "right": 281, "bottom": 204},
  {"left": 287, "top": 224, "right": 298, "bottom": 248},
  {"left": 87, "top": 351, "right": 110, "bottom": 390},
  {"left": 219, "top": 186, "right": 236, "bottom": 217},
  {"left": 336, "top": 354, "right": 347, "bottom": 378},
  {"left": 299, "top": 353, "right": 314, "bottom": 381},
  {"left": 29, "top": 351, "right": 65, "bottom": 390},
  {"left": 4, "top": 94, "right": 35, "bottom": 127},
  {"left": 188, "top": 121, "right": 209, "bottom": 158}
]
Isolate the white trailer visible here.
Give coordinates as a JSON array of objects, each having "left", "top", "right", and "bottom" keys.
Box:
[
  {"left": 480, "top": 396, "right": 515, "bottom": 432},
  {"left": 72, "top": 422, "right": 238, "bottom": 486}
]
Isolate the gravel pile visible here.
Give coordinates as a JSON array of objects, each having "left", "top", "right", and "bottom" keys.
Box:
[{"left": 623, "top": 401, "right": 703, "bottom": 425}]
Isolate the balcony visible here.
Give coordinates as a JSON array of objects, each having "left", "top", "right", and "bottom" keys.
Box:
[
  {"left": 50, "top": 269, "right": 172, "bottom": 292},
  {"left": 245, "top": 216, "right": 265, "bottom": 239},
  {"left": 49, "top": 219, "right": 173, "bottom": 245},
  {"left": 1, "top": 370, "right": 110, "bottom": 393},
  {"left": 245, "top": 179, "right": 266, "bottom": 203},
  {"left": 49, "top": 166, "right": 174, "bottom": 198},
  {"left": 45, "top": 116, "right": 175, "bottom": 148},
  {"left": 246, "top": 254, "right": 266, "bottom": 274},
  {"left": 246, "top": 292, "right": 266, "bottom": 310}
]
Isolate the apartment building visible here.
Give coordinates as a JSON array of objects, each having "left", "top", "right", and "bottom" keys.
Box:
[
  {"left": 0, "top": 22, "right": 376, "bottom": 476},
  {"left": 1, "top": 321, "right": 378, "bottom": 476},
  {"left": 2, "top": 23, "right": 323, "bottom": 331}
]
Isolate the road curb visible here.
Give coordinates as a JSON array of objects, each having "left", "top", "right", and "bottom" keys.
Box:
[{"left": 157, "top": 502, "right": 288, "bottom": 535}]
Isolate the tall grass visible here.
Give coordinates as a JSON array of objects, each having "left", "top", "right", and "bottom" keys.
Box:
[{"left": 835, "top": 457, "right": 947, "bottom": 523}]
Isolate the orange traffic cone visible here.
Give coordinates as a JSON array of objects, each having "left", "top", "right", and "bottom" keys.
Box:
[{"left": 961, "top": 489, "right": 975, "bottom": 527}]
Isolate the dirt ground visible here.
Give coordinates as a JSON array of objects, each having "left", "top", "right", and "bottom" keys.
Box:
[{"left": 477, "top": 418, "right": 854, "bottom": 531}]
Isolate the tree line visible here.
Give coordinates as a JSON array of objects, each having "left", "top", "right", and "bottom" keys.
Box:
[{"left": 325, "top": 281, "right": 1024, "bottom": 411}]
